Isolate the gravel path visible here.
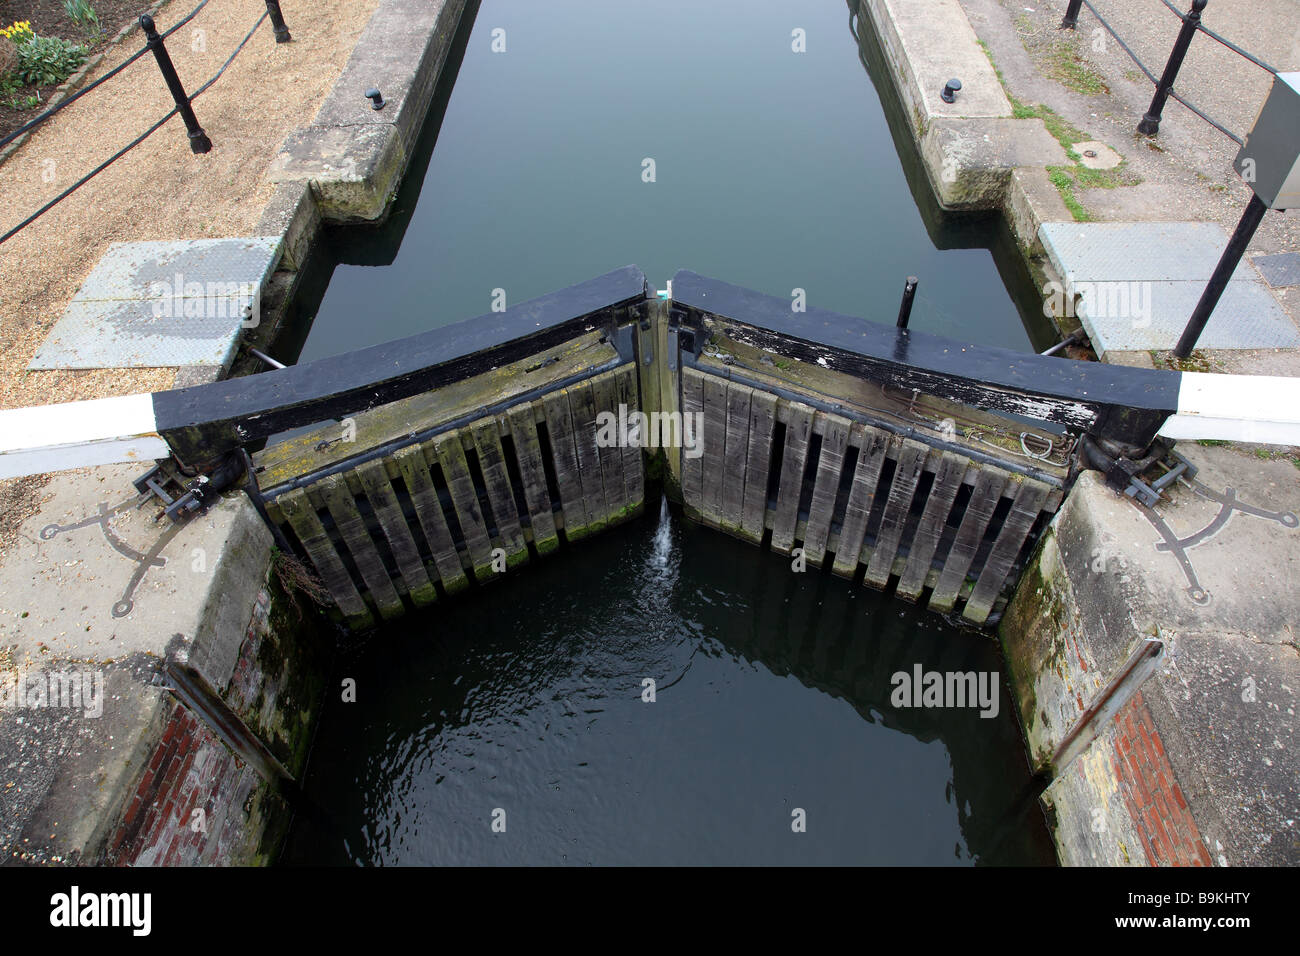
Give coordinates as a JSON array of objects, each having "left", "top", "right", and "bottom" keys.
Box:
[
  {"left": 0, "top": 0, "right": 379, "bottom": 413},
  {"left": 0, "top": 0, "right": 379, "bottom": 554}
]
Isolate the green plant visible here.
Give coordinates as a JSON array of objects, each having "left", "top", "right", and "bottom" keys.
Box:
[
  {"left": 1045, "top": 40, "right": 1110, "bottom": 96},
  {"left": 7, "top": 92, "right": 40, "bottom": 110},
  {"left": 63, "top": 0, "right": 100, "bottom": 37},
  {"left": 15, "top": 34, "right": 86, "bottom": 87}
]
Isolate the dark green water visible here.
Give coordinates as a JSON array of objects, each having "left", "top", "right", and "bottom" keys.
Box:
[
  {"left": 278, "top": 0, "right": 1057, "bottom": 865},
  {"left": 290, "top": 0, "right": 1053, "bottom": 364},
  {"left": 282, "top": 502, "right": 1054, "bottom": 866}
]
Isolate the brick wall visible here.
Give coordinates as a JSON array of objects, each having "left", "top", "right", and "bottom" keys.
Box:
[
  {"left": 97, "top": 574, "right": 325, "bottom": 866},
  {"left": 100, "top": 699, "right": 281, "bottom": 866},
  {"left": 1109, "top": 691, "right": 1212, "bottom": 867}
]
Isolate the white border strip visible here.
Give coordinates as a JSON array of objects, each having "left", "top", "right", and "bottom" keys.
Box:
[
  {"left": 1159, "top": 371, "right": 1300, "bottom": 445},
  {"left": 0, "top": 393, "right": 167, "bottom": 480}
]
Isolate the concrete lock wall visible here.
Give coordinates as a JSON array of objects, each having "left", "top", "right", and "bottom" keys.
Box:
[{"left": 93, "top": 500, "right": 330, "bottom": 866}]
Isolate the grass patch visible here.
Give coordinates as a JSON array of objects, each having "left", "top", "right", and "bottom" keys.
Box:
[
  {"left": 1045, "top": 39, "right": 1110, "bottom": 96},
  {"left": 977, "top": 37, "right": 1137, "bottom": 220},
  {"left": 1049, "top": 167, "right": 1091, "bottom": 221}
]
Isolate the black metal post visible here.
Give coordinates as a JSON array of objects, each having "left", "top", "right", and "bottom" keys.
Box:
[
  {"left": 264, "top": 1, "right": 292, "bottom": 43},
  {"left": 140, "top": 15, "right": 211, "bottom": 154},
  {"left": 1172, "top": 193, "right": 1267, "bottom": 358},
  {"left": 1138, "top": 0, "right": 1208, "bottom": 135},
  {"left": 896, "top": 276, "right": 919, "bottom": 329},
  {"left": 1060, "top": 0, "right": 1085, "bottom": 30}
]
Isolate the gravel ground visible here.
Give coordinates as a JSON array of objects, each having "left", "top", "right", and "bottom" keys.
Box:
[
  {"left": 0, "top": 0, "right": 379, "bottom": 555},
  {"left": 0, "top": 0, "right": 379, "bottom": 412},
  {"left": 963, "top": 0, "right": 1300, "bottom": 375}
]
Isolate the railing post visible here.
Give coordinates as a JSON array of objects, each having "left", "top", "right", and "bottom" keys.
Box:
[
  {"left": 264, "top": 1, "right": 292, "bottom": 43},
  {"left": 1060, "top": 0, "right": 1085, "bottom": 30},
  {"left": 140, "top": 15, "right": 211, "bottom": 154},
  {"left": 1138, "top": 0, "right": 1208, "bottom": 135},
  {"left": 1172, "top": 193, "right": 1268, "bottom": 358},
  {"left": 896, "top": 276, "right": 919, "bottom": 329}
]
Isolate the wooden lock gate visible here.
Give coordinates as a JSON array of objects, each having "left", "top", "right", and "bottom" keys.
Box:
[{"left": 130, "top": 266, "right": 1185, "bottom": 630}]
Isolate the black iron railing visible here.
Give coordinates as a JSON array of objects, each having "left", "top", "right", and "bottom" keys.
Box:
[
  {"left": 1061, "top": 0, "right": 1276, "bottom": 143},
  {"left": 0, "top": 2, "right": 291, "bottom": 245}
]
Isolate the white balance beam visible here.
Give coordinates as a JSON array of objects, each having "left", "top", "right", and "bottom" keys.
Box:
[
  {"left": 0, "top": 370, "right": 1296, "bottom": 483},
  {"left": 1158, "top": 372, "right": 1300, "bottom": 446},
  {"left": 0, "top": 393, "right": 169, "bottom": 480}
]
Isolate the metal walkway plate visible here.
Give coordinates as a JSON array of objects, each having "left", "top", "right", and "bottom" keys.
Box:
[
  {"left": 1252, "top": 252, "right": 1300, "bottom": 289},
  {"left": 1039, "top": 222, "right": 1300, "bottom": 355},
  {"left": 29, "top": 237, "right": 281, "bottom": 370}
]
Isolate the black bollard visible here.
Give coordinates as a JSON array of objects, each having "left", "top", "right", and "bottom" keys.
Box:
[
  {"left": 896, "top": 276, "right": 919, "bottom": 329},
  {"left": 264, "top": 1, "right": 292, "bottom": 43},
  {"left": 1060, "top": 0, "right": 1084, "bottom": 30},
  {"left": 1138, "top": 0, "right": 1208, "bottom": 136},
  {"left": 140, "top": 15, "right": 211, "bottom": 154},
  {"left": 1172, "top": 194, "right": 1268, "bottom": 358}
]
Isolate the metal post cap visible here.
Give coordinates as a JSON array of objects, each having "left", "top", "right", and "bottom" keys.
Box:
[
  {"left": 941, "top": 79, "right": 962, "bottom": 103},
  {"left": 365, "top": 88, "right": 386, "bottom": 110}
]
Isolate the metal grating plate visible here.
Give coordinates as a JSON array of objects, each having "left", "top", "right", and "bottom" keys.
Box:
[
  {"left": 1252, "top": 252, "right": 1300, "bottom": 289},
  {"left": 30, "top": 237, "right": 281, "bottom": 370},
  {"left": 1039, "top": 222, "right": 1300, "bottom": 354}
]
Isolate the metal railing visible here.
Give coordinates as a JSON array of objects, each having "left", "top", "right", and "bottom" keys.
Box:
[
  {"left": 1060, "top": 0, "right": 1277, "bottom": 143},
  {"left": 0, "top": 2, "right": 292, "bottom": 245}
]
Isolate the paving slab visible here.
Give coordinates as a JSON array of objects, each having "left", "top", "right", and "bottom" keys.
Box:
[
  {"left": 1253, "top": 252, "right": 1300, "bottom": 289},
  {"left": 29, "top": 237, "right": 281, "bottom": 370},
  {"left": 1040, "top": 222, "right": 1300, "bottom": 354}
]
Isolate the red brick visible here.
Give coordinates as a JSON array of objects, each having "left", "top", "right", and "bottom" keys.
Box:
[
  {"left": 1126, "top": 752, "right": 1146, "bottom": 782},
  {"left": 1154, "top": 791, "right": 1172, "bottom": 821},
  {"left": 1196, "top": 843, "right": 1213, "bottom": 866},
  {"left": 1135, "top": 774, "right": 1153, "bottom": 808},
  {"left": 1138, "top": 721, "right": 1154, "bottom": 754},
  {"left": 1138, "top": 827, "right": 1157, "bottom": 864},
  {"left": 1124, "top": 713, "right": 1138, "bottom": 740},
  {"left": 1170, "top": 784, "right": 1188, "bottom": 810},
  {"left": 1149, "top": 810, "right": 1173, "bottom": 857},
  {"left": 1139, "top": 706, "right": 1154, "bottom": 734},
  {"left": 174, "top": 750, "right": 197, "bottom": 787},
  {"left": 122, "top": 796, "right": 143, "bottom": 828}
]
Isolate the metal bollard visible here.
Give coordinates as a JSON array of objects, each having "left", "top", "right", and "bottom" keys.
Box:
[
  {"left": 1060, "top": 0, "right": 1084, "bottom": 30},
  {"left": 896, "top": 276, "right": 919, "bottom": 329},
  {"left": 1172, "top": 193, "right": 1268, "bottom": 358},
  {"left": 140, "top": 15, "right": 211, "bottom": 154},
  {"left": 264, "top": 1, "right": 292, "bottom": 43},
  {"left": 1138, "top": 0, "right": 1209, "bottom": 136}
]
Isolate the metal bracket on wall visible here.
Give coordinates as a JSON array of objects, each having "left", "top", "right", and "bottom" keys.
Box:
[{"left": 1052, "top": 637, "right": 1166, "bottom": 773}]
